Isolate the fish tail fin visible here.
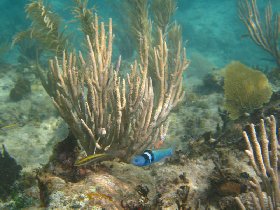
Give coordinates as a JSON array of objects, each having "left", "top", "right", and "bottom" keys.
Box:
[{"left": 153, "top": 147, "right": 173, "bottom": 162}]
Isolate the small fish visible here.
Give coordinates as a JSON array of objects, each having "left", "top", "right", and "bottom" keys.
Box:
[
  {"left": 131, "top": 148, "right": 173, "bottom": 167},
  {"left": 0, "top": 123, "right": 18, "bottom": 130},
  {"left": 74, "top": 153, "right": 110, "bottom": 166}
]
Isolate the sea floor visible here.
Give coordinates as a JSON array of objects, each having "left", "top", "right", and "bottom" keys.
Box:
[
  {"left": 0, "top": 63, "right": 262, "bottom": 209},
  {"left": 0, "top": 64, "right": 68, "bottom": 172}
]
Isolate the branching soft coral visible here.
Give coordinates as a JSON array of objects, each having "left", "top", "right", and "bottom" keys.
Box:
[
  {"left": 12, "top": 0, "right": 69, "bottom": 56},
  {"left": 48, "top": 15, "right": 189, "bottom": 161},
  {"left": 238, "top": 0, "right": 280, "bottom": 68}
]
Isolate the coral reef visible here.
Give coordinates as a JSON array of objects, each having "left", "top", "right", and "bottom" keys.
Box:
[
  {"left": 223, "top": 61, "right": 272, "bottom": 120},
  {"left": 3, "top": 0, "right": 280, "bottom": 209},
  {"left": 236, "top": 115, "right": 280, "bottom": 209},
  {"left": 47, "top": 15, "right": 188, "bottom": 160},
  {"left": 36, "top": 155, "right": 214, "bottom": 209}
]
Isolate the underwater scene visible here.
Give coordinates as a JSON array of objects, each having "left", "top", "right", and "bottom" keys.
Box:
[{"left": 0, "top": 0, "right": 280, "bottom": 209}]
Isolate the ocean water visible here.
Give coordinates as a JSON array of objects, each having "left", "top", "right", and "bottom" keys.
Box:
[
  {"left": 0, "top": 0, "right": 279, "bottom": 209},
  {"left": 1, "top": 0, "right": 277, "bottom": 68}
]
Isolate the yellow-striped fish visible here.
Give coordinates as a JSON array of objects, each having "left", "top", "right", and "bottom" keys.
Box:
[
  {"left": 74, "top": 153, "right": 110, "bottom": 166},
  {"left": 0, "top": 123, "right": 18, "bottom": 130}
]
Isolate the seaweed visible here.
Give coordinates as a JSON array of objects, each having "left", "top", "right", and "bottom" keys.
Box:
[
  {"left": 12, "top": 0, "right": 69, "bottom": 58},
  {"left": 72, "top": 0, "right": 96, "bottom": 42},
  {"left": 151, "top": 0, "right": 177, "bottom": 34}
]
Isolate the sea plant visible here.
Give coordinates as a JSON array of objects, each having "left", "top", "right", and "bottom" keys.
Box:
[
  {"left": 151, "top": 0, "right": 177, "bottom": 36},
  {"left": 122, "top": 0, "right": 183, "bottom": 102},
  {"left": 12, "top": 0, "right": 69, "bottom": 58},
  {"left": 223, "top": 61, "right": 272, "bottom": 120},
  {"left": 72, "top": 0, "right": 96, "bottom": 42},
  {"left": 235, "top": 115, "right": 280, "bottom": 209},
  {"left": 12, "top": 0, "right": 95, "bottom": 97},
  {"left": 123, "top": 0, "right": 152, "bottom": 51},
  {"left": 47, "top": 14, "right": 189, "bottom": 160},
  {"left": 13, "top": 0, "right": 188, "bottom": 162},
  {"left": 238, "top": 0, "right": 280, "bottom": 68}
]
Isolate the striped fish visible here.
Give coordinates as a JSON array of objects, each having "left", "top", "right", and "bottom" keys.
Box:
[{"left": 74, "top": 153, "right": 109, "bottom": 166}]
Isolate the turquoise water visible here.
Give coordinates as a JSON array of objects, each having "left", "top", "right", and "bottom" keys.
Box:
[
  {"left": 1, "top": 0, "right": 278, "bottom": 68},
  {"left": 0, "top": 0, "right": 279, "bottom": 209}
]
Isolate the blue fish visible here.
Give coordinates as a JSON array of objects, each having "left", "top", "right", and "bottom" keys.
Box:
[{"left": 131, "top": 148, "right": 173, "bottom": 167}]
